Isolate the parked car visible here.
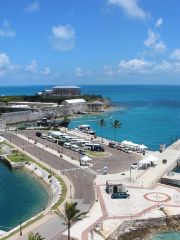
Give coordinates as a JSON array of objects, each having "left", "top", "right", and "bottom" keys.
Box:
[
  {"left": 78, "top": 149, "right": 86, "bottom": 155},
  {"left": 40, "top": 134, "right": 47, "bottom": 139},
  {"left": 58, "top": 141, "right": 64, "bottom": 146},
  {"left": 124, "top": 148, "right": 132, "bottom": 153},
  {"left": 131, "top": 163, "right": 138, "bottom": 169},
  {"left": 51, "top": 138, "right": 57, "bottom": 143},
  {"left": 109, "top": 142, "right": 117, "bottom": 148},
  {"left": 91, "top": 145, "right": 105, "bottom": 152},
  {"left": 36, "top": 132, "right": 42, "bottom": 137},
  {"left": 117, "top": 145, "right": 124, "bottom": 151},
  {"left": 111, "top": 192, "right": 130, "bottom": 199}
]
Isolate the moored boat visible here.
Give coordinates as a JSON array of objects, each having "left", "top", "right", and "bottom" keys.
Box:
[{"left": 74, "top": 124, "right": 96, "bottom": 135}]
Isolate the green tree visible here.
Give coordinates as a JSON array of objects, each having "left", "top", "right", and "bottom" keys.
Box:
[
  {"left": 110, "top": 120, "right": 122, "bottom": 143},
  {"left": 55, "top": 201, "right": 88, "bottom": 240},
  {"left": 64, "top": 115, "right": 70, "bottom": 132},
  {"left": 97, "top": 118, "right": 107, "bottom": 143},
  {"left": 28, "top": 232, "right": 45, "bottom": 240}
]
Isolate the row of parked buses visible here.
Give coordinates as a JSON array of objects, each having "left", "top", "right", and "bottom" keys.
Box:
[{"left": 35, "top": 131, "right": 105, "bottom": 153}]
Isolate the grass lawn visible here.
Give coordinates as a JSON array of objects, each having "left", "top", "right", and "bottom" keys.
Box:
[
  {"left": 86, "top": 150, "right": 110, "bottom": 157},
  {"left": 6, "top": 153, "right": 32, "bottom": 162}
]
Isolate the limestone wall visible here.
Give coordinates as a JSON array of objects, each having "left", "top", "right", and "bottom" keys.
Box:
[{"left": 2, "top": 98, "right": 110, "bottom": 124}]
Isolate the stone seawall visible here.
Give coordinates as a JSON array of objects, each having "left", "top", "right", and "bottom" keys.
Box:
[
  {"left": 108, "top": 215, "right": 180, "bottom": 240},
  {"left": 2, "top": 98, "right": 110, "bottom": 124}
]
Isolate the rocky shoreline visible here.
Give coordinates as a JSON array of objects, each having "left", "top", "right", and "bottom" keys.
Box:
[{"left": 108, "top": 215, "right": 180, "bottom": 240}]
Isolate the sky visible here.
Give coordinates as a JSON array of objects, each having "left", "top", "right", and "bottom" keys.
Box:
[{"left": 1, "top": 0, "right": 180, "bottom": 85}]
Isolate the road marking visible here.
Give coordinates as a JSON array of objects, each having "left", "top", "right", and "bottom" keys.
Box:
[
  {"left": 83, "top": 173, "right": 86, "bottom": 177},
  {"left": 74, "top": 174, "right": 77, "bottom": 178}
]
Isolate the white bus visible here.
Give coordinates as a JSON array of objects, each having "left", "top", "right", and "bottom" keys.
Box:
[
  {"left": 84, "top": 143, "right": 99, "bottom": 149},
  {"left": 71, "top": 138, "right": 84, "bottom": 144},
  {"left": 71, "top": 145, "right": 79, "bottom": 152},
  {"left": 76, "top": 140, "right": 92, "bottom": 147}
]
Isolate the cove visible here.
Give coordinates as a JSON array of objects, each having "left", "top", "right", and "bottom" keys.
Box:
[{"left": 0, "top": 161, "right": 49, "bottom": 231}]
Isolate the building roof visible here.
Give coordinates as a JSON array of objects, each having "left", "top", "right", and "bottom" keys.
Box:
[
  {"left": 106, "top": 180, "right": 122, "bottom": 185},
  {"left": 53, "top": 85, "right": 81, "bottom": 89},
  {"left": 64, "top": 99, "right": 86, "bottom": 104},
  {"left": 43, "top": 90, "right": 53, "bottom": 92}
]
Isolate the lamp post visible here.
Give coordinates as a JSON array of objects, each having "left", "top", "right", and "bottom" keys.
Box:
[
  {"left": 130, "top": 168, "right": 132, "bottom": 182},
  {"left": 70, "top": 185, "right": 72, "bottom": 199},
  {"left": 20, "top": 221, "right": 22, "bottom": 236}
]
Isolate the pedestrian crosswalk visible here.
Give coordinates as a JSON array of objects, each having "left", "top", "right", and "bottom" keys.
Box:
[
  {"left": 59, "top": 167, "right": 101, "bottom": 176},
  {"left": 84, "top": 168, "right": 101, "bottom": 176}
]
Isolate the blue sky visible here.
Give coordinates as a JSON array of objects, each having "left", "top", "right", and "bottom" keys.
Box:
[{"left": 1, "top": 0, "right": 180, "bottom": 85}]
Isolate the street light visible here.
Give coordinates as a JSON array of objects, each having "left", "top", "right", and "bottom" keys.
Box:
[
  {"left": 20, "top": 221, "right": 22, "bottom": 236},
  {"left": 130, "top": 168, "right": 132, "bottom": 182},
  {"left": 70, "top": 185, "right": 72, "bottom": 199}
]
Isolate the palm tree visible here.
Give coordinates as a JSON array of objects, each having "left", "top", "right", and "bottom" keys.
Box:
[
  {"left": 64, "top": 115, "right": 70, "bottom": 132},
  {"left": 28, "top": 232, "right": 45, "bottom": 240},
  {"left": 110, "top": 119, "right": 122, "bottom": 143},
  {"left": 97, "top": 118, "right": 107, "bottom": 142},
  {"left": 55, "top": 201, "right": 88, "bottom": 240}
]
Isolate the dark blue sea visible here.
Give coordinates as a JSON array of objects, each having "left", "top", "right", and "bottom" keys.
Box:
[
  {"left": 1, "top": 85, "right": 180, "bottom": 150},
  {"left": 1, "top": 84, "right": 180, "bottom": 239}
]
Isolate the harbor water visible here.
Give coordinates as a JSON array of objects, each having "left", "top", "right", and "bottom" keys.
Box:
[{"left": 0, "top": 161, "right": 49, "bottom": 231}]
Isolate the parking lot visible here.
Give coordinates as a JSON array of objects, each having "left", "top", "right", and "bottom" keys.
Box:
[{"left": 18, "top": 129, "right": 142, "bottom": 175}]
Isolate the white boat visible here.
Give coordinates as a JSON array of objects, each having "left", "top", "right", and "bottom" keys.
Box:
[{"left": 74, "top": 124, "right": 96, "bottom": 135}]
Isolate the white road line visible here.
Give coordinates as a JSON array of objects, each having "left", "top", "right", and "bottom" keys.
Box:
[
  {"left": 74, "top": 174, "right": 77, "bottom": 178},
  {"left": 83, "top": 173, "right": 86, "bottom": 177}
]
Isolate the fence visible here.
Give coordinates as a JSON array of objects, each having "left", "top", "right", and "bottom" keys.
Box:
[{"left": 149, "top": 158, "right": 178, "bottom": 188}]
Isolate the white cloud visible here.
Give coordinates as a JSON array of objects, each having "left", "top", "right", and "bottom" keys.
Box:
[
  {"left": 86, "top": 70, "right": 93, "bottom": 76},
  {"left": 25, "top": 60, "right": 37, "bottom": 72},
  {"left": 154, "top": 60, "right": 172, "bottom": 71},
  {"left": 49, "top": 24, "right": 75, "bottom": 51},
  {"left": 25, "top": 2, "right": 39, "bottom": 12},
  {"left": 0, "top": 53, "right": 19, "bottom": 76},
  {"left": 104, "top": 65, "right": 114, "bottom": 75},
  {"left": 107, "top": 0, "right": 150, "bottom": 20},
  {"left": 41, "top": 67, "right": 50, "bottom": 75},
  {"left": 143, "top": 29, "right": 167, "bottom": 55},
  {"left": 0, "top": 20, "right": 15, "bottom": 37},
  {"left": 156, "top": 18, "right": 163, "bottom": 27},
  {"left": 76, "top": 67, "right": 83, "bottom": 76},
  {"left": 169, "top": 49, "right": 180, "bottom": 61},
  {"left": 118, "top": 59, "right": 155, "bottom": 73}
]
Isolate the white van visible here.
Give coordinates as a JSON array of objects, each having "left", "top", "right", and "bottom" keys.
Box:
[
  {"left": 84, "top": 143, "right": 99, "bottom": 149},
  {"left": 71, "top": 145, "right": 79, "bottom": 152},
  {"left": 63, "top": 143, "right": 71, "bottom": 149}
]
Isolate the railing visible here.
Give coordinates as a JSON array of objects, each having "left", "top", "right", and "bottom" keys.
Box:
[{"left": 149, "top": 158, "right": 178, "bottom": 188}]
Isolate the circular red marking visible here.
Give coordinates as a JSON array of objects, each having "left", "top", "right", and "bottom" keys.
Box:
[{"left": 143, "top": 192, "right": 171, "bottom": 202}]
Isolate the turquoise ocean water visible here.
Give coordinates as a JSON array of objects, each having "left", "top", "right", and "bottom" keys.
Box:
[
  {"left": 1, "top": 84, "right": 180, "bottom": 238},
  {"left": 0, "top": 162, "right": 49, "bottom": 231}
]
